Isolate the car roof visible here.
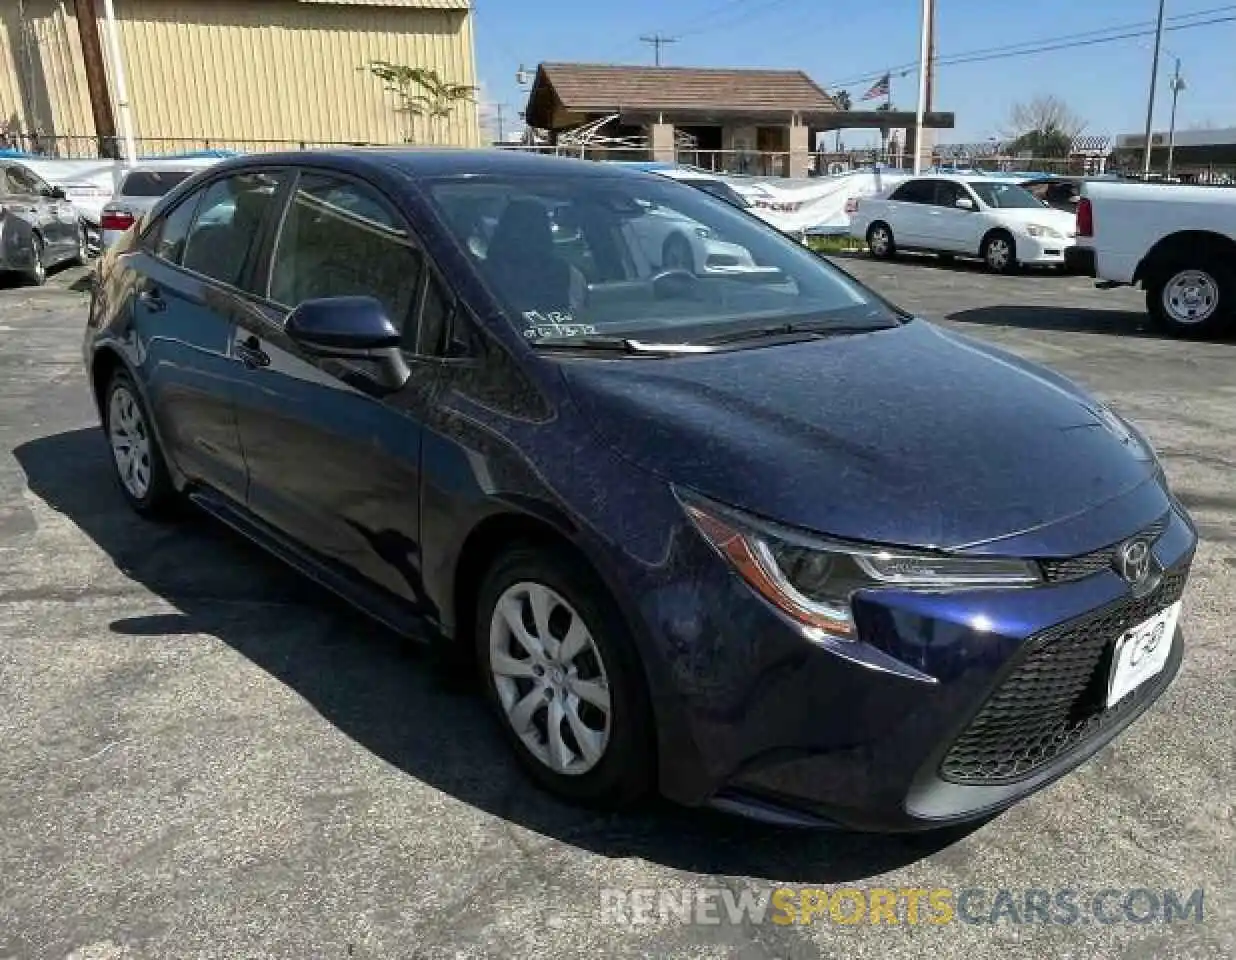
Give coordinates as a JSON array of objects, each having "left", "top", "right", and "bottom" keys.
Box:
[{"left": 207, "top": 148, "right": 653, "bottom": 182}]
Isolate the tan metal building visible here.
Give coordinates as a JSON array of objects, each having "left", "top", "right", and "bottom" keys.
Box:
[{"left": 1, "top": 0, "right": 480, "bottom": 155}]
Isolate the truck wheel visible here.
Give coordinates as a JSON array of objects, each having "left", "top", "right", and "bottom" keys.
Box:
[{"left": 1146, "top": 258, "right": 1235, "bottom": 339}]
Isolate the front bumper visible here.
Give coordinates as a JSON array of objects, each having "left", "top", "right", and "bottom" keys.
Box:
[
  {"left": 1017, "top": 234, "right": 1076, "bottom": 265},
  {"left": 639, "top": 503, "right": 1196, "bottom": 831}
]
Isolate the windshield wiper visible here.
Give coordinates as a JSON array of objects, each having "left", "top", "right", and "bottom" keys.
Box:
[
  {"left": 532, "top": 335, "right": 705, "bottom": 354},
  {"left": 698, "top": 320, "right": 895, "bottom": 346}
]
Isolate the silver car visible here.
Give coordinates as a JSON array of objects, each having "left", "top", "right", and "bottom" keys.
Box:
[
  {"left": 0, "top": 161, "right": 88, "bottom": 285},
  {"left": 100, "top": 161, "right": 219, "bottom": 250}
]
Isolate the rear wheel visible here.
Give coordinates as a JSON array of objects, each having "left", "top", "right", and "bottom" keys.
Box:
[
  {"left": 103, "top": 369, "right": 177, "bottom": 517},
  {"left": 981, "top": 231, "right": 1017, "bottom": 274},
  {"left": 475, "top": 545, "right": 654, "bottom": 807},
  {"left": 71, "top": 222, "right": 90, "bottom": 266},
  {"left": 1145, "top": 258, "right": 1235, "bottom": 338},
  {"left": 866, "top": 222, "right": 895, "bottom": 259}
]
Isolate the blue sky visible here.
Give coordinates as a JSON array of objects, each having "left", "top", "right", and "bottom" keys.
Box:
[{"left": 473, "top": 0, "right": 1236, "bottom": 144}]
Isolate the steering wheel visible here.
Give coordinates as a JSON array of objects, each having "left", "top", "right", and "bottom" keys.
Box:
[{"left": 650, "top": 268, "right": 703, "bottom": 300}]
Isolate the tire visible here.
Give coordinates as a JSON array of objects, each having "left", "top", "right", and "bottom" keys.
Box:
[
  {"left": 475, "top": 544, "right": 654, "bottom": 808},
  {"left": 981, "top": 231, "right": 1017, "bottom": 274},
  {"left": 866, "top": 222, "right": 895, "bottom": 259},
  {"left": 1145, "top": 257, "right": 1235, "bottom": 339},
  {"left": 103, "top": 369, "right": 178, "bottom": 518},
  {"left": 24, "top": 234, "right": 46, "bottom": 286},
  {"left": 662, "top": 233, "right": 696, "bottom": 273},
  {"left": 71, "top": 222, "right": 90, "bottom": 266}
]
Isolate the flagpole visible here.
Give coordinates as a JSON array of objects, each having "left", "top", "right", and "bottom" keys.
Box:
[{"left": 913, "top": 0, "right": 932, "bottom": 174}]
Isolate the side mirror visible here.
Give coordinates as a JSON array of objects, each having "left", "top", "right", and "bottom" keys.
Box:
[
  {"left": 954, "top": 196, "right": 975, "bottom": 211},
  {"left": 286, "top": 296, "right": 409, "bottom": 390},
  {"left": 46, "top": 186, "right": 67, "bottom": 200}
]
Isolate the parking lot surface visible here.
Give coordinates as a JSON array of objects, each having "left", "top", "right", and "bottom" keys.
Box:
[{"left": 1, "top": 259, "right": 1232, "bottom": 959}]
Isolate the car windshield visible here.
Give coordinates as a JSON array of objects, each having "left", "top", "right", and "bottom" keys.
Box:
[
  {"left": 120, "top": 170, "right": 195, "bottom": 197},
  {"left": 968, "top": 181, "right": 1046, "bottom": 209},
  {"left": 425, "top": 173, "right": 898, "bottom": 346}
]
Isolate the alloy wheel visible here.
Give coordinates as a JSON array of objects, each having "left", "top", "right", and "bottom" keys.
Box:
[
  {"left": 986, "top": 237, "right": 1012, "bottom": 271},
  {"left": 1163, "top": 269, "right": 1218, "bottom": 325},
  {"left": 29, "top": 236, "right": 46, "bottom": 285},
  {"left": 488, "top": 581, "right": 612, "bottom": 776},
  {"left": 869, "top": 226, "right": 890, "bottom": 256},
  {"left": 108, "top": 384, "right": 153, "bottom": 499}
]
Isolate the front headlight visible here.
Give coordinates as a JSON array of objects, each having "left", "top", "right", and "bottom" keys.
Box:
[
  {"left": 679, "top": 492, "right": 1041, "bottom": 640},
  {"left": 1025, "top": 224, "right": 1063, "bottom": 239}
]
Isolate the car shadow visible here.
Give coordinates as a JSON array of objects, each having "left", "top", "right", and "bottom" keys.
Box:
[
  {"left": 947, "top": 304, "right": 1235, "bottom": 340},
  {"left": 13, "top": 427, "right": 985, "bottom": 882}
]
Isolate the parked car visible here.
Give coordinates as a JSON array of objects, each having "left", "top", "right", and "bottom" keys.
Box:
[
  {"left": 17, "top": 157, "right": 115, "bottom": 251},
  {"left": 101, "top": 160, "right": 221, "bottom": 249},
  {"left": 86, "top": 150, "right": 1195, "bottom": 831},
  {"left": 1067, "top": 179, "right": 1236, "bottom": 338},
  {"left": 652, "top": 168, "right": 753, "bottom": 209},
  {"left": 0, "top": 159, "right": 90, "bottom": 284},
  {"left": 849, "top": 174, "right": 1078, "bottom": 272}
]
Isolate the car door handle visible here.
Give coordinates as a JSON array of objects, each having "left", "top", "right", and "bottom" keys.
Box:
[
  {"left": 235, "top": 335, "right": 270, "bottom": 369},
  {"left": 137, "top": 287, "right": 166, "bottom": 312}
]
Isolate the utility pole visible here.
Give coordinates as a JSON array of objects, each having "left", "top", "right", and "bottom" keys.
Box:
[
  {"left": 490, "top": 103, "right": 507, "bottom": 142},
  {"left": 101, "top": 0, "right": 137, "bottom": 164},
  {"left": 1167, "top": 58, "right": 1186, "bottom": 180},
  {"left": 639, "top": 34, "right": 678, "bottom": 67},
  {"left": 1142, "top": 0, "right": 1167, "bottom": 177},
  {"left": 71, "top": 0, "right": 119, "bottom": 158}
]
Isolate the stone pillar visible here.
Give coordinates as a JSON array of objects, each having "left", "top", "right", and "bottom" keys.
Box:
[
  {"left": 651, "top": 122, "right": 676, "bottom": 165},
  {"left": 788, "top": 120, "right": 810, "bottom": 178}
]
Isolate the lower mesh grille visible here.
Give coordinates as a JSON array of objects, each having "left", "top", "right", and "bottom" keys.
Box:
[{"left": 940, "top": 568, "right": 1188, "bottom": 785}]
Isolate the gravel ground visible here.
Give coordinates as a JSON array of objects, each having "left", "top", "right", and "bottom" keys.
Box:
[{"left": 0, "top": 258, "right": 1231, "bottom": 959}]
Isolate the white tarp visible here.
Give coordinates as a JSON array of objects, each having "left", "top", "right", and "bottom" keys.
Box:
[{"left": 719, "top": 169, "right": 911, "bottom": 235}]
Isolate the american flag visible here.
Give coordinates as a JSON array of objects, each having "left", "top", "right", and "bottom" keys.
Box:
[{"left": 861, "top": 73, "right": 891, "bottom": 102}]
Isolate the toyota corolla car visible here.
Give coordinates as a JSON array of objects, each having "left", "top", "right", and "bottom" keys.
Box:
[{"left": 85, "top": 150, "right": 1195, "bottom": 831}]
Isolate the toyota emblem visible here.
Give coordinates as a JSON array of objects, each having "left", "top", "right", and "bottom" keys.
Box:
[{"left": 1117, "top": 538, "right": 1152, "bottom": 585}]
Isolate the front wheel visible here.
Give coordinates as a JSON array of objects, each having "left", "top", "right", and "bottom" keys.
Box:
[
  {"left": 1145, "top": 260, "right": 1235, "bottom": 339},
  {"left": 24, "top": 234, "right": 46, "bottom": 286},
  {"left": 71, "top": 222, "right": 90, "bottom": 266},
  {"left": 981, "top": 232, "right": 1017, "bottom": 274},
  {"left": 475, "top": 545, "right": 654, "bottom": 807}
]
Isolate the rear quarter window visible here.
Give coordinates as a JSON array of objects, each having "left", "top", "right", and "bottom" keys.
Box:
[{"left": 120, "top": 171, "right": 194, "bottom": 197}]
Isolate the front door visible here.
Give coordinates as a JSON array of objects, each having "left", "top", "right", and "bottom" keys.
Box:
[
  {"left": 231, "top": 170, "right": 433, "bottom": 606},
  {"left": 927, "top": 181, "right": 983, "bottom": 253}
]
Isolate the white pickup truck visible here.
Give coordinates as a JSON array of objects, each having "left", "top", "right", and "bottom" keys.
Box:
[{"left": 1065, "top": 181, "right": 1236, "bottom": 338}]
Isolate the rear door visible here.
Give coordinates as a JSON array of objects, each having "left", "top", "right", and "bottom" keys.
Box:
[
  {"left": 230, "top": 168, "right": 435, "bottom": 606},
  {"left": 885, "top": 179, "right": 934, "bottom": 246},
  {"left": 128, "top": 169, "right": 287, "bottom": 502}
]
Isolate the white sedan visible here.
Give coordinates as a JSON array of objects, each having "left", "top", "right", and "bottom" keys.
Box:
[{"left": 849, "top": 174, "right": 1078, "bottom": 273}]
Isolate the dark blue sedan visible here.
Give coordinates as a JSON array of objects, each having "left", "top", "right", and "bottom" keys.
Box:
[{"left": 84, "top": 150, "right": 1196, "bottom": 830}]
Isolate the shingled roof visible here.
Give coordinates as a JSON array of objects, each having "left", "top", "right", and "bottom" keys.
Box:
[{"left": 526, "top": 63, "right": 837, "bottom": 128}]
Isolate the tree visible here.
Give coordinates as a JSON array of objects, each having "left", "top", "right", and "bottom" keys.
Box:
[
  {"left": 1003, "top": 94, "right": 1085, "bottom": 158},
  {"left": 363, "top": 61, "right": 476, "bottom": 144},
  {"left": 833, "top": 90, "right": 853, "bottom": 112}
]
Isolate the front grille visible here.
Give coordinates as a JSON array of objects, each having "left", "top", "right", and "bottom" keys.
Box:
[
  {"left": 1040, "top": 515, "right": 1169, "bottom": 584},
  {"left": 940, "top": 568, "right": 1187, "bottom": 785}
]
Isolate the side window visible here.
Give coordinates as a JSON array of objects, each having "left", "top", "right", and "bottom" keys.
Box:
[
  {"left": 269, "top": 174, "right": 422, "bottom": 330},
  {"left": 145, "top": 190, "right": 201, "bottom": 263},
  {"left": 415, "top": 270, "right": 461, "bottom": 356},
  {"left": 890, "top": 180, "right": 933, "bottom": 203},
  {"left": 181, "top": 172, "right": 282, "bottom": 289},
  {"left": 7, "top": 165, "right": 40, "bottom": 194},
  {"left": 934, "top": 182, "right": 964, "bottom": 207}
]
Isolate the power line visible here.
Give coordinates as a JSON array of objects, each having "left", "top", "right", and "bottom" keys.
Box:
[
  {"left": 639, "top": 34, "right": 679, "bottom": 66},
  {"left": 826, "top": 4, "right": 1236, "bottom": 88}
]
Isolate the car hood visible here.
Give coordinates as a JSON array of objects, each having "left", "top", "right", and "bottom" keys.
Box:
[
  {"left": 561, "top": 320, "right": 1163, "bottom": 553},
  {"left": 991, "top": 207, "right": 1077, "bottom": 234}
]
